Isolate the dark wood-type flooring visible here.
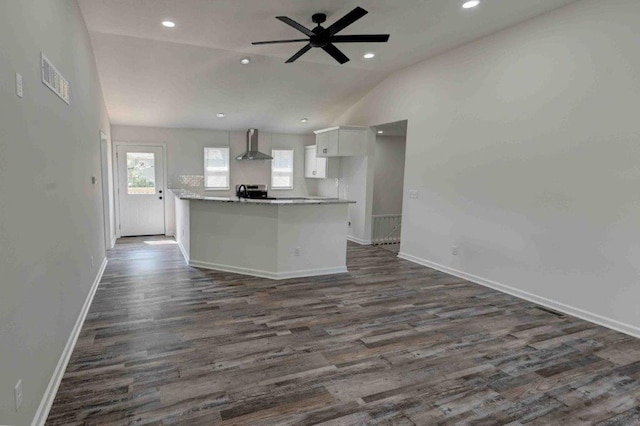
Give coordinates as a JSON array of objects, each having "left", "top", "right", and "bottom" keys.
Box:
[{"left": 47, "top": 238, "right": 640, "bottom": 425}]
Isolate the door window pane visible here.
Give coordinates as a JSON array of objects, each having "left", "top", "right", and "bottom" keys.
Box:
[
  {"left": 204, "top": 147, "right": 230, "bottom": 190},
  {"left": 127, "top": 152, "right": 156, "bottom": 194},
  {"left": 271, "top": 149, "right": 294, "bottom": 189}
]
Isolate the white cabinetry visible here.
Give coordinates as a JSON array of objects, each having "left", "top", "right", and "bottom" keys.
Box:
[
  {"left": 305, "top": 145, "right": 338, "bottom": 179},
  {"left": 313, "top": 126, "right": 367, "bottom": 157}
]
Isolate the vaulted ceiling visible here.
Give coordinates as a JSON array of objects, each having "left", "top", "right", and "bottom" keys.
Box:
[{"left": 79, "top": 0, "right": 578, "bottom": 133}]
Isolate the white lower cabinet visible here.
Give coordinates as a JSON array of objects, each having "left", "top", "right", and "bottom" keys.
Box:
[{"left": 305, "top": 145, "right": 338, "bottom": 179}]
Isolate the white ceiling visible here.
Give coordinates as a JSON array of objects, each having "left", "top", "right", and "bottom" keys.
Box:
[{"left": 79, "top": 0, "right": 579, "bottom": 133}]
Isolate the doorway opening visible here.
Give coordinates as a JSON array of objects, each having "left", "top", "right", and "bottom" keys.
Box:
[{"left": 371, "top": 120, "right": 407, "bottom": 253}]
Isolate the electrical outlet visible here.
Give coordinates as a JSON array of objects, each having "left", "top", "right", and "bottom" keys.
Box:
[
  {"left": 409, "top": 190, "right": 419, "bottom": 199},
  {"left": 293, "top": 247, "right": 300, "bottom": 257},
  {"left": 335, "top": 179, "right": 339, "bottom": 188},
  {"left": 16, "top": 73, "right": 23, "bottom": 98},
  {"left": 15, "top": 379, "right": 23, "bottom": 410},
  {"left": 451, "top": 246, "right": 459, "bottom": 256}
]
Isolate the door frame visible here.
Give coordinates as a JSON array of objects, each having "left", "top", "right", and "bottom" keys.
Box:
[
  {"left": 99, "top": 131, "right": 115, "bottom": 249},
  {"left": 113, "top": 142, "right": 168, "bottom": 238}
]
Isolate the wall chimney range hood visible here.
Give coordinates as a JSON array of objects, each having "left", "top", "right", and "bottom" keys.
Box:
[{"left": 236, "top": 129, "right": 273, "bottom": 160}]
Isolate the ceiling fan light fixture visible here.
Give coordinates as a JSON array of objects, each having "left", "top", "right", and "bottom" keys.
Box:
[
  {"left": 240, "top": 57, "right": 251, "bottom": 65},
  {"left": 300, "top": 118, "right": 308, "bottom": 123},
  {"left": 363, "top": 52, "right": 376, "bottom": 59},
  {"left": 462, "top": 1, "right": 480, "bottom": 9},
  {"left": 161, "top": 20, "right": 176, "bottom": 28},
  {"left": 216, "top": 113, "right": 225, "bottom": 118}
]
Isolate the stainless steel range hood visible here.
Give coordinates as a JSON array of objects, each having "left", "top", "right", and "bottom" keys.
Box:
[{"left": 235, "top": 129, "right": 273, "bottom": 160}]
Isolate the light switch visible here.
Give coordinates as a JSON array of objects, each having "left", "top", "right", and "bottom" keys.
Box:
[
  {"left": 16, "top": 73, "right": 23, "bottom": 98},
  {"left": 409, "top": 190, "right": 419, "bottom": 199}
]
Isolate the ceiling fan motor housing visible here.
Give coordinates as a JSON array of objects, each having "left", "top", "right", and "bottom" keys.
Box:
[{"left": 310, "top": 26, "right": 330, "bottom": 48}]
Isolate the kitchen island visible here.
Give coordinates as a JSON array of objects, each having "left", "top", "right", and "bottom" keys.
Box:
[{"left": 172, "top": 190, "right": 355, "bottom": 279}]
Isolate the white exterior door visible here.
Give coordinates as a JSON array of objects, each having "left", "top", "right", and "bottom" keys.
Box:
[{"left": 116, "top": 145, "right": 165, "bottom": 236}]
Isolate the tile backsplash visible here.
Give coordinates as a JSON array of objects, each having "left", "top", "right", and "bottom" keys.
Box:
[{"left": 170, "top": 175, "right": 205, "bottom": 194}]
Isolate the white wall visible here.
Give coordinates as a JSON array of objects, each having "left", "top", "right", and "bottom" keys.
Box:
[
  {"left": 174, "top": 196, "right": 190, "bottom": 260},
  {"left": 111, "top": 126, "right": 315, "bottom": 235},
  {"left": 373, "top": 135, "right": 406, "bottom": 216},
  {"left": 335, "top": 0, "right": 640, "bottom": 334},
  {"left": 340, "top": 156, "right": 374, "bottom": 245},
  {"left": 0, "top": 0, "right": 111, "bottom": 424}
]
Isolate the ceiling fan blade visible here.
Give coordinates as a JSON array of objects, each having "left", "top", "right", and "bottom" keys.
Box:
[
  {"left": 276, "top": 16, "right": 314, "bottom": 37},
  {"left": 285, "top": 43, "right": 312, "bottom": 63},
  {"left": 327, "top": 7, "right": 368, "bottom": 36},
  {"left": 322, "top": 43, "right": 350, "bottom": 64},
  {"left": 330, "top": 34, "right": 390, "bottom": 43},
  {"left": 252, "top": 39, "right": 309, "bottom": 45}
]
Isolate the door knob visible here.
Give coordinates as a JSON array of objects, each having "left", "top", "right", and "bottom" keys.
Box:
[
  {"left": 159, "top": 190, "right": 163, "bottom": 193},
  {"left": 159, "top": 196, "right": 163, "bottom": 199}
]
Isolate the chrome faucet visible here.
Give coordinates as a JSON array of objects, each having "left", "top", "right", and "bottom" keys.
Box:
[{"left": 237, "top": 184, "right": 248, "bottom": 198}]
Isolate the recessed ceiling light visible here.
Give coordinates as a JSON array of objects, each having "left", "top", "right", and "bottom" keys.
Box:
[
  {"left": 162, "top": 20, "right": 176, "bottom": 28},
  {"left": 377, "top": 130, "right": 384, "bottom": 134},
  {"left": 240, "top": 57, "right": 251, "bottom": 65},
  {"left": 216, "top": 113, "right": 225, "bottom": 118},
  {"left": 363, "top": 52, "right": 376, "bottom": 59},
  {"left": 300, "top": 118, "right": 308, "bottom": 123},
  {"left": 462, "top": 1, "right": 480, "bottom": 9}
]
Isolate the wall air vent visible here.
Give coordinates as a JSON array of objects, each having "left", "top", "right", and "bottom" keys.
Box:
[{"left": 41, "top": 53, "right": 70, "bottom": 104}]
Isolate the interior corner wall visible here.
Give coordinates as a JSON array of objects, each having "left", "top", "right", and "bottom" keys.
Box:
[
  {"left": 372, "top": 135, "right": 406, "bottom": 216},
  {"left": 0, "top": 0, "right": 111, "bottom": 424},
  {"left": 333, "top": 0, "right": 640, "bottom": 333},
  {"left": 338, "top": 129, "right": 376, "bottom": 245},
  {"left": 110, "top": 126, "right": 315, "bottom": 235}
]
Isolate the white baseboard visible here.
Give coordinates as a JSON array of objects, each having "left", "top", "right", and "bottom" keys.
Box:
[
  {"left": 189, "top": 258, "right": 347, "bottom": 280},
  {"left": 31, "top": 257, "right": 108, "bottom": 426},
  {"left": 177, "top": 240, "right": 190, "bottom": 264},
  {"left": 398, "top": 252, "right": 640, "bottom": 340},
  {"left": 347, "top": 235, "right": 372, "bottom": 245}
]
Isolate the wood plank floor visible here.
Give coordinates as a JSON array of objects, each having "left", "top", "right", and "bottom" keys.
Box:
[{"left": 47, "top": 237, "right": 640, "bottom": 425}]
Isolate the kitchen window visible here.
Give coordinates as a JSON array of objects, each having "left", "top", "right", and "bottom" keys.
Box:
[
  {"left": 204, "top": 147, "right": 230, "bottom": 190},
  {"left": 271, "top": 149, "right": 294, "bottom": 190}
]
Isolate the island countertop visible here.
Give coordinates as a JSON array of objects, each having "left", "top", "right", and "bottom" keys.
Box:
[{"left": 170, "top": 189, "right": 355, "bottom": 205}]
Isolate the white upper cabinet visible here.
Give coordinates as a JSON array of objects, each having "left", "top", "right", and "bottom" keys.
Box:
[
  {"left": 305, "top": 145, "right": 338, "bottom": 179},
  {"left": 304, "top": 146, "right": 317, "bottom": 178},
  {"left": 313, "top": 126, "right": 367, "bottom": 157}
]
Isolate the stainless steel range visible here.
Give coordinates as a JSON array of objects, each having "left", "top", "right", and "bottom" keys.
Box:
[{"left": 235, "top": 184, "right": 272, "bottom": 199}]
